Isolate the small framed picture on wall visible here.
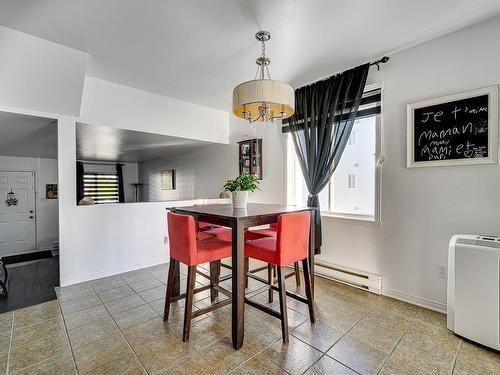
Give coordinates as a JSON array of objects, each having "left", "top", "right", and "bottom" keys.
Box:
[
  {"left": 161, "top": 170, "right": 176, "bottom": 190},
  {"left": 46, "top": 184, "right": 58, "bottom": 199}
]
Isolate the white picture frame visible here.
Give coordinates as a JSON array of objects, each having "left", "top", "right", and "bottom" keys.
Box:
[{"left": 407, "top": 85, "right": 498, "bottom": 168}]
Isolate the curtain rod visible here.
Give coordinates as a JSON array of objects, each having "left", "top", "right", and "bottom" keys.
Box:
[
  {"left": 298, "top": 56, "right": 390, "bottom": 89},
  {"left": 77, "top": 160, "right": 125, "bottom": 166}
]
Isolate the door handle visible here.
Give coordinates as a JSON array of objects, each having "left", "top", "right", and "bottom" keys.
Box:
[
  {"left": 29, "top": 216, "right": 34, "bottom": 219},
  {"left": 29, "top": 210, "right": 34, "bottom": 213}
]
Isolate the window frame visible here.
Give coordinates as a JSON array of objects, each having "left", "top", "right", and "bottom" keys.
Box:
[{"left": 285, "top": 82, "right": 384, "bottom": 224}]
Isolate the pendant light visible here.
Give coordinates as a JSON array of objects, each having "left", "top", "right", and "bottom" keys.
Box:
[{"left": 232, "top": 31, "right": 294, "bottom": 124}]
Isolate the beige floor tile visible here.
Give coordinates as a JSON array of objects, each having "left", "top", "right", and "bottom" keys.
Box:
[
  {"left": 14, "top": 300, "right": 61, "bottom": 328},
  {"left": 113, "top": 303, "right": 158, "bottom": 330},
  {"left": 263, "top": 335, "right": 323, "bottom": 375},
  {"left": 292, "top": 321, "right": 343, "bottom": 353},
  {"left": 9, "top": 316, "right": 70, "bottom": 373},
  {"left": 327, "top": 336, "right": 388, "bottom": 375},
  {"left": 456, "top": 340, "right": 500, "bottom": 373},
  {"left": 0, "top": 348, "right": 8, "bottom": 375},
  {"left": 67, "top": 315, "right": 119, "bottom": 349},
  {"left": 105, "top": 293, "right": 146, "bottom": 315},
  {"left": 453, "top": 354, "right": 499, "bottom": 375},
  {"left": 314, "top": 300, "right": 366, "bottom": 333},
  {"left": 242, "top": 313, "right": 284, "bottom": 350},
  {"left": 62, "top": 304, "right": 110, "bottom": 330},
  {"left": 123, "top": 316, "right": 179, "bottom": 349},
  {"left": 398, "top": 320, "right": 460, "bottom": 364},
  {"left": 0, "top": 311, "right": 13, "bottom": 334},
  {"left": 127, "top": 276, "right": 164, "bottom": 293},
  {"left": 159, "top": 353, "right": 218, "bottom": 375},
  {"left": 415, "top": 308, "right": 448, "bottom": 330},
  {"left": 73, "top": 332, "right": 133, "bottom": 374},
  {"left": 57, "top": 282, "right": 94, "bottom": 302},
  {"left": 199, "top": 336, "right": 258, "bottom": 374},
  {"left": 91, "top": 275, "right": 127, "bottom": 292},
  {"left": 361, "top": 304, "right": 414, "bottom": 335},
  {"left": 88, "top": 353, "right": 146, "bottom": 375},
  {"left": 381, "top": 345, "right": 452, "bottom": 375},
  {"left": 133, "top": 335, "right": 196, "bottom": 375},
  {"left": 11, "top": 352, "right": 76, "bottom": 375},
  {"left": 377, "top": 297, "right": 422, "bottom": 318},
  {"left": 304, "top": 355, "right": 358, "bottom": 375},
  {"left": 149, "top": 298, "right": 167, "bottom": 315},
  {"left": 59, "top": 294, "right": 102, "bottom": 315},
  {"left": 231, "top": 353, "right": 286, "bottom": 374},
  {"left": 96, "top": 284, "right": 135, "bottom": 303},
  {"left": 187, "top": 316, "right": 229, "bottom": 351},
  {"left": 347, "top": 319, "right": 402, "bottom": 354},
  {"left": 138, "top": 285, "right": 166, "bottom": 303}
]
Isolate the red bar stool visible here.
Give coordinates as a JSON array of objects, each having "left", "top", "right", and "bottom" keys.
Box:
[
  {"left": 246, "top": 223, "right": 301, "bottom": 300},
  {"left": 244, "top": 211, "right": 315, "bottom": 342},
  {"left": 164, "top": 212, "right": 232, "bottom": 341}
]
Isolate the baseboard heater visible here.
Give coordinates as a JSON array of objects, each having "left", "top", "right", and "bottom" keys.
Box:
[{"left": 313, "top": 261, "right": 382, "bottom": 295}]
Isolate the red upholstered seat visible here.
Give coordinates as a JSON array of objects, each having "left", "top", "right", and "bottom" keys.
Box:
[
  {"left": 245, "top": 212, "right": 310, "bottom": 267},
  {"left": 168, "top": 212, "right": 231, "bottom": 266},
  {"left": 245, "top": 223, "right": 278, "bottom": 241}
]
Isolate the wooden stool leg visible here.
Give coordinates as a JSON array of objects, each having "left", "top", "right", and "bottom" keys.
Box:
[
  {"left": 302, "top": 258, "right": 316, "bottom": 323},
  {"left": 244, "top": 257, "right": 249, "bottom": 288},
  {"left": 294, "top": 262, "right": 301, "bottom": 286},
  {"left": 268, "top": 264, "right": 274, "bottom": 303},
  {"left": 163, "top": 259, "right": 177, "bottom": 321},
  {"left": 210, "top": 260, "right": 220, "bottom": 302},
  {"left": 276, "top": 267, "right": 289, "bottom": 343},
  {"left": 182, "top": 265, "right": 197, "bottom": 342}
]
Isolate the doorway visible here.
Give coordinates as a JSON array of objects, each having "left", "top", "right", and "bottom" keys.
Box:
[
  {"left": 0, "top": 171, "right": 36, "bottom": 255},
  {"left": 0, "top": 111, "right": 59, "bottom": 312}
]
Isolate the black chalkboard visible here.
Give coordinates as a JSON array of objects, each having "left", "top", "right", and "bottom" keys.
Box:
[{"left": 412, "top": 94, "right": 489, "bottom": 162}]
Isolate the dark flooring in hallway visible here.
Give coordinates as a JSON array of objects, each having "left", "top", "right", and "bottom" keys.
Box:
[{"left": 0, "top": 256, "right": 59, "bottom": 313}]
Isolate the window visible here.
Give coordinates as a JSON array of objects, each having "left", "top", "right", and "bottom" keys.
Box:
[
  {"left": 83, "top": 173, "right": 119, "bottom": 204},
  {"left": 286, "top": 90, "right": 382, "bottom": 222},
  {"left": 347, "top": 174, "right": 356, "bottom": 189},
  {"left": 347, "top": 130, "right": 357, "bottom": 146}
]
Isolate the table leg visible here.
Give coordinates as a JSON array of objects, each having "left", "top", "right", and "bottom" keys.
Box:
[
  {"left": 309, "top": 210, "right": 315, "bottom": 298},
  {"left": 231, "top": 220, "right": 245, "bottom": 350}
]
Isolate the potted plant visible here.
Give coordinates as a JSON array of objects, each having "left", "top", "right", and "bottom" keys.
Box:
[{"left": 222, "top": 174, "right": 260, "bottom": 208}]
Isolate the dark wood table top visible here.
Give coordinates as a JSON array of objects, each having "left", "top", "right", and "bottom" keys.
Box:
[{"left": 171, "top": 203, "right": 315, "bottom": 220}]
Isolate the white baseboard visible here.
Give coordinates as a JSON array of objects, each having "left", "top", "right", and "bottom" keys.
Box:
[
  {"left": 60, "top": 257, "right": 169, "bottom": 287},
  {"left": 382, "top": 287, "right": 447, "bottom": 314}
]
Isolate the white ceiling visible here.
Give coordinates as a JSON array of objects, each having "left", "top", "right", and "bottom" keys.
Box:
[
  {"left": 76, "top": 123, "right": 213, "bottom": 163},
  {"left": 1, "top": 1, "right": 500, "bottom": 111},
  {"left": 0, "top": 112, "right": 58, "bottom": 159}
]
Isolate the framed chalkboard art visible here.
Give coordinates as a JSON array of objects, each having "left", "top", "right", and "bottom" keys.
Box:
[{"left": 407, "top": 85, "right": 498, "bottom": 168}]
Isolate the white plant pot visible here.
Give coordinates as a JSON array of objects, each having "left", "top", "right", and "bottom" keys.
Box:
[{"left": 231, "top": 191, "right": 248, "bottom": 209}]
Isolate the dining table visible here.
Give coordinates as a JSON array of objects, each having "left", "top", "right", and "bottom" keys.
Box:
[{"left": 169, "top": 203, "right": 316, "bottom": 350}]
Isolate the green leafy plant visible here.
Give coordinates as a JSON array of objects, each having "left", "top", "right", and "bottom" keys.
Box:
[{"left": 222, "top": 174, "right": 260, "bottom": 192}]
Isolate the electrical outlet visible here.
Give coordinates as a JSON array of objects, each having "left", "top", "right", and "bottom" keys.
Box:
[{"left": 437, "top": 265, "right": 448, "bottom": 279}]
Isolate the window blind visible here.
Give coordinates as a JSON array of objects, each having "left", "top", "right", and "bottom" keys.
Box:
[
  {"left": 83, "top": 173, "right": 119, "bottom": 204},
  {"left": 281, "top": 87, "right": 381, "bottom": 133}
]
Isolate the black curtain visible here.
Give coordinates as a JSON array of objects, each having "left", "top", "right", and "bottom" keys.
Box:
[
  {"left": 287, "top": 63, "right": 369, "bottom": 254},
  {"left": 116, "top": 163, "right": 125, "bottom": 203},
  {"left": 76, "top": 161, "right": 85, "bottom": 204}
]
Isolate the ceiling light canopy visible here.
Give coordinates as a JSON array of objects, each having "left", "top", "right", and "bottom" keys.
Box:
[{"left": 232, "top": 31, "right": 294, "bottom": 123}]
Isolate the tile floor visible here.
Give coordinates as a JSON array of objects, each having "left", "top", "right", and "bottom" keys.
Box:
[{"left": 0, "top": 261, "right": 498, "bottom": 374}]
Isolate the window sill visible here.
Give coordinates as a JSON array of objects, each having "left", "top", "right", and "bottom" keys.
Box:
[{"left": 320, "top": 211, "right": 381, "bottom": 226}]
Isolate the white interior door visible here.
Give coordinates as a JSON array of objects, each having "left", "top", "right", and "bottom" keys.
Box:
[{"left": 0, "top": 171, "right": 36, "bottom": 255}]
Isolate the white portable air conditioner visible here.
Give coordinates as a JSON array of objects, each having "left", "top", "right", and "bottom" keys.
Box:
[{"left": 447, "top": 234, "right": 500, "bottom": 350}]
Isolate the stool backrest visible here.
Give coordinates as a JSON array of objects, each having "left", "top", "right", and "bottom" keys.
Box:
[
  {"left": 277, "top": 211, "right": 311, "bottom": 265},
  {"left": 167, "top": 212, "right": 197, "bottom": 265}
]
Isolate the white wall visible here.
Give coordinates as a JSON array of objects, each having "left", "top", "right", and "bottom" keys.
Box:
[
  {"left": 0, "top": 26, "right": 86, "bottom": 116},
  {"left": 316, "top": 16, "right": 500, "bottom": 310},
  {"left": 79, "top": 76, "right": 230, "bottom": 144},
  {"left": 0, "top": 155, "right": 59, "bottom": 250}
]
